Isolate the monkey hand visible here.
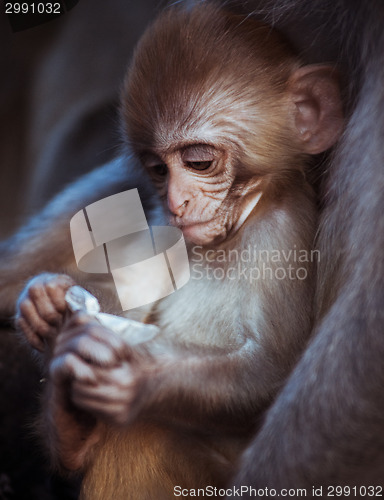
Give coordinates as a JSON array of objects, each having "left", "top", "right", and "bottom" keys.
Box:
[
  {"left": 16, "top": 273, "right": 76, "bottom": 352},
  {"left": 50, "top": 313, "right": 150, "bottom": 427}
]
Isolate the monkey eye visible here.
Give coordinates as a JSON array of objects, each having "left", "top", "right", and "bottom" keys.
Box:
[
  {"left": 152, "top": 164, "right": 168, "bottom": 177},
  {"left": 182, "top": 144, "right": 216, "bottom": 172},
  {"left": 185, "top": 161, "right": 213, "bottom": 171}
]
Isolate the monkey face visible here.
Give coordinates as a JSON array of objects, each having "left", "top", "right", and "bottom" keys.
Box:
[{"left": 141, "top": 143, "right": 261, "bottom": 246}]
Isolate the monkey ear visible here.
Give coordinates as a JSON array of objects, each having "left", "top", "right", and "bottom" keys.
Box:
[{"left": 288, "top": 65, "right": 344, "bottom": 154}]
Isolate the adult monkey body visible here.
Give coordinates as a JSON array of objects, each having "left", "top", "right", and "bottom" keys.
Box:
[
  {"left": 230, "top": 0, "right": 384, "bottom": 492},
  {"left": 14, "top": 4, "right": 342, "bottom": 499},
  {"left": 0, "top": 0, "right": 381, "bottom": 495}
]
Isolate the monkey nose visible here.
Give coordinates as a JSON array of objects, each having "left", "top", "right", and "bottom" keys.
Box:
[{"left": 169, "top": 200, "right": 188, "bottom": 217}]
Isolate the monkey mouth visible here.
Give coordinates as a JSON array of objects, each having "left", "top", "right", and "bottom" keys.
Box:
[
  {"left": 170, "top": 216, "right": 228, "bottom": 245},
  {"left": 170, "top": 216, "right": 215, "bottom": 229}
]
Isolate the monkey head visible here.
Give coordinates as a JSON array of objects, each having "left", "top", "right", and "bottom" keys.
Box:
[{"left": 122, "top": 3, "right": 343, "bottom": 246}]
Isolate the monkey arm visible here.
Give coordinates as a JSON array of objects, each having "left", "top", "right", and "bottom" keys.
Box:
[
  {"left": 41, "top": 334, "right": 265, "bottom": 472},
  {"left": 41, "top": 334, "right": 264, "bottom": 472},
  {"left": 232, "top": 30, "right": 384, "bottom": 492},
  {"left": 232, "top": 283, "right": 384, "bottom": 489},
  {"left": 137, "top": 338, "right": 282, "bottom": 431},
  {"left": 47, "top": 313, "right": 304, "bottom": 436}
]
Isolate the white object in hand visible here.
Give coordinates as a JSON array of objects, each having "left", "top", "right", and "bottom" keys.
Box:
[{"left": 65, "top": 286, "right": 159, "bottom": 346}]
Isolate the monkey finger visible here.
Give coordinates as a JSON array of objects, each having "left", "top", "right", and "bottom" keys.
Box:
[
  {"left": 72, "top": 364, "right": 136, "bottom": 398},
  {"left": 82, "top": 327, "right": 132, "bottom": 361},
  {"left": 15, "top": 316, "right": 45, "bottom": 352},
  {"left": 59, "top": 314, "right": 132, "bottom": 359},
  {"left": 44, "top": 274, "right": 75, "bottom": 313},
  {"left": 71, "top": 389, "right": 130, "bottom": 425},
  {"left": 27, "top": 277, "right": 64, "bottom": 326},
  {"left": 16, "top": 297, "right": 57, "bottom": 339},
  {"left": 50, "top": 352, "right": 98, "bottom": 385},
  {"left": 62, "top": 313, "right": 110, "bottom": 339},
  {"left": 54, "top": 315, "right": 107, "bottom": 346},
  {"left": 95, "top": 362, "right": 136, "bottom": 388},
  {"left": 65, "top": 312, "right": 102, "bottom": 329},
  {"left": 72, "top": 381, "right": 130, "bottom": 403},
  {"left": 54, "top": 334, "right": 122, "bottom": 367}
]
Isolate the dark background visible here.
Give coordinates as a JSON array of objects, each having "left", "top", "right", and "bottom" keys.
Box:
[{"left": 0, "top": 0, "right": 161, "bottom": 238}]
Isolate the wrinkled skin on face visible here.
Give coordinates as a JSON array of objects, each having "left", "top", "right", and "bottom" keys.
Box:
[{"left": 142, "top": 143, "right": 263, "bottom": 245}]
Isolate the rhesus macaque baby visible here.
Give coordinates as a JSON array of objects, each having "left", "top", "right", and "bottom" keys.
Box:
[{"left": 16, "top": 3, "right": 343, "bottom": 499}]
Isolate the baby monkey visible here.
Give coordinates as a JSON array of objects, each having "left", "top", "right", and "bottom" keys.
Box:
[{"left": 16, "top": 3, "right": 343, "bottom": 499}]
